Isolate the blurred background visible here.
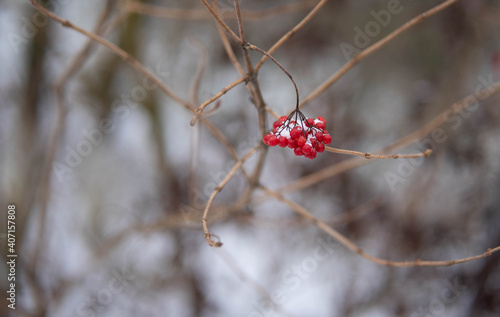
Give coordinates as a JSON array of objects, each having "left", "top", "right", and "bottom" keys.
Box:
[{"left": 1, "top": 0, "right": 500, "bottom": 316}]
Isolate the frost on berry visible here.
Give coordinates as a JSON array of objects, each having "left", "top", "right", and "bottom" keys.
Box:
[{"left": 263, "top": 110, "right": 332, "bottom": 160}]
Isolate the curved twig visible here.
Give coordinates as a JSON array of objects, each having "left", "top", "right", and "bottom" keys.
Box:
[
  {"left": 247, "top": 44, "right": 300, "bottom": 110},
  {"left": 261, "top": 185, "right": 500, "bottom": 267},
  {"left": 203, "top": 144, "right": 261, "bottom": 246}
]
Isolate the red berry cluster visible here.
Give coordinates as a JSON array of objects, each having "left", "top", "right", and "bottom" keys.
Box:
[{"left": 263, "top": 114, "right": 332, "bottom": 159}]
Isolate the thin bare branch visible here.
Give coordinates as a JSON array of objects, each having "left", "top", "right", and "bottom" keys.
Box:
[
  {"left": 30, "top": 0, "right": 192, "bottom": 111},
  {"left": 199, "top": 0, "right": 241, "bottom": 43},
  {"left": 213, "top": 0, "right": 246, "bottom": 76},
  {"left": 325, "top": 147, "right": 432, "bottom": 159},
  {"left": 233, "top": 0, "right": 246, "bottom": 43},
  {"left": 254, "top": 0, "right": 329, "bottom": 72},
  {"left": 380, "top": 81, "right": 500, "bottom": 154},
  {"left": 278, "top": 79, "right": 500, "bottom": 194},
  {"left": 229, "top": 1, "right": 270, "bottom": 193},
  {"left": 261, "top": 186, "right": 500, "bottom": 267},
  {"left": 190, "top": 76, "right": 246, "bottom": 125},
  {"left": 55, "top": 5, "right": 118, "bottom": 88},
  {"left": 233, "top": 0, "right": 258, "bottom": 93},
  {"left": 300, "top": 0, "right": 458, "bottom": 108},
  {"left": 203, "top": 144, "right": 261, "bottom": 247},
  {"left": 248, "top": 44, "right": 300, "bottom": 110},
  {"left": 30, "top": 0, "right": 252, "bottom": 183}
]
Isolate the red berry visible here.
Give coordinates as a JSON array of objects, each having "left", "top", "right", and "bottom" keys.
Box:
[
  {"left": 268, "top": 135, "right": 279, "bottom": 146},
  {"left": 293, "top": 147, "right": 303, "bottom": 156},
  {"left": 278, "top": 136, "right": 288, "bottom": 147},
  {"left": 323, "top": 133, "right": 332, "bottom": 145},
  {"left": 290, "top": 126, "right": 302, "bottom": 140},
  {"left": 308, "top": 149, "right": 317, "bottom": 159},
  {"left": 316, "top": 142, "right": 325, "bottom": 153},
  {"left": 265, "top": 113, "right": 330, "bottom": 158},
  {"left": 297, "top": 136, "right": 307, "bottom": 147},
  {"left": 302, "top": 144, "right": 312, "bottom": 155},
  {"left": 263, "top": 134, "right": 271, "bottom": 145},
  {"left": 315, "top": 132, "right": 324, "bottom": 142},
  {"left": 310, "top": 138, "right": 317, "bottom": 148},
  {"left": 316, "top": 121, "right": 326, "bottom": 130}
]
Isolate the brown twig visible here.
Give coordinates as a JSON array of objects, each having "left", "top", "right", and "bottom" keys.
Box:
[
  {"left": 229, "top": 0, "right": 269, "bottom": 191},
  {"left": 233, "top": 0, "right": 246, "bottom": 44},
  {"left": 199, "top": 0, "right": 241, "bottom": 43},
  {"left": 203, "top": 144, "right": 261, "bottom": 247},
  {"left": 260, "top": 185, "right": 500, "bottom": 267},
  {"left": 192, "top": 3, "right": 268, "bottom": 183},
  {"left": 213, "top": 0, "right": 246, "bottom": 76},
  {"left": 299, "top": 0, "right": 458, "bottom": 108},
  {"left": 248, "top": 44, "right": 300, "bottom": 110},
  {"left": 30, "top": 0, "right": 249, "bottom": 168},
  {"left": 325, "top": 147, "right": 432, "bottom": 159},
  {"left": 187, "top": 29, "right": 253, "bottom": 184},
  {"left": 190, "top": 76, "right": 246, "bottom": 125},
  {"left": 189, "top": 0, "right": 246, "bottom": 125},
  {"left": 254, "top": 0, "right": 329, "bottom": 72},
  {"left": 29, "top": 0, "right": 192, "bottom": 111},
  {"left": 379, "top": 82, "right": 500, "bottom": 154},
  {"left": 233, "top": 0, "right": 258, "bottom": 93}
]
